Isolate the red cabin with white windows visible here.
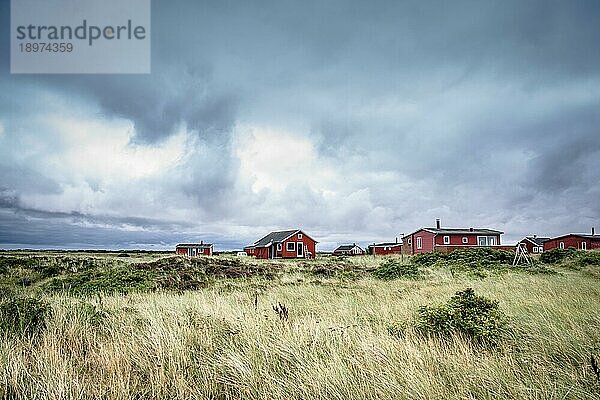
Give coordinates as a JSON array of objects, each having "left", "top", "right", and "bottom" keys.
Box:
[
  {"left": 246, "top": 229, "right": 317, "bottom": 259},
  {"left": 402, "top": 219, "right": 507, "bottom": 255},
  {"left": 518, "top": 236, "right": 550, "bottom": 254},
  {"left": 368, "top": 242, "right": 403, "bottom": 255},
  {"left": 543, "top": 228, "right": 600, "bottom": 251},
  {"left": 176, "top": 242, "right": 213, "bottom": 256}
]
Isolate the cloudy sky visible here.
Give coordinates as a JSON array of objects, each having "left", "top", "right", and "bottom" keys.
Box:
[{"left": 1, "top": 0, "right": 599, "bottom": 250}]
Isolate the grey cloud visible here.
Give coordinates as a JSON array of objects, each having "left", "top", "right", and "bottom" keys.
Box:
[{"left": 1, "top": 0, "right": 599, "bottom": 249}]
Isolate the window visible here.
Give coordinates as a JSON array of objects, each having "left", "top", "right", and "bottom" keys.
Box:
[
  {"left": 462, "top": 237, "right": 468, "bottom": 244},
  {"left": 416, "top": 237, "right": 422, "bottom": 249},
  {"left": 277, "top": 243, "right": 282, "bottom": 251},
  {"left": 286, "top": 242, "right": 296, "bottom": 251},
  {"left": 532, "top": 247, "right": 538, "bottom": 253},
  {"left": 443, "top": 236, "right": 450, "bottom": 245},
  {"left": 538, "top": 247, "right": 544, "bottom": 253},
  {"left": 298, "top": 233, "right": 303, "bottom": 239},
  {"left": 478, "top": 236, "right": 497, "bottom": 246},
  {"left": 407, "top": 238, "right": 412, "bottom": 245},
  {"left": 581, "top": 242, "right": 587, "bottom": 250},
  {"left": 559, "top": 242, "right": 564, "bottom": 249}
]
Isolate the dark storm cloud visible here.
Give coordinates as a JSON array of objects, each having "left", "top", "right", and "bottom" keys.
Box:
[{"left": 1, "top": 0, "right": 599, "bottom": 248}]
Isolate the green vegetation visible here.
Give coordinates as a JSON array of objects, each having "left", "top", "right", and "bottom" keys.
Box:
[
  {"left": 0, "top": 250, "right": 598, "bottom": 399},
  {"left": 414, "top": 287, "right": 507, "bottom": 344},
  {"left": 0, "top": 297, "right": 52, "bottom": 337},
  {"left": 373, "top": 258, "right": 421, "bottom": 279}
]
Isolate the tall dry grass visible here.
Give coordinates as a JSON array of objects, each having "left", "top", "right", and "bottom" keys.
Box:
[{"left": 1, "top": 266, "right": 599, "bottom": 399}]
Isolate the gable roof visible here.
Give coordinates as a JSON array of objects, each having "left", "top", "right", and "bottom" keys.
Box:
[
  {"left": 522, "top": 236, "right": 550, "bottom": 246},
  {"left": 334, "top": 244, "right": 363, "bottom": 252},
  {"left": 408, "top": 227, "right": 503, "bottom": 236},
  {"left": 253, "top": 229, "right": 318, "bottom": 247}
]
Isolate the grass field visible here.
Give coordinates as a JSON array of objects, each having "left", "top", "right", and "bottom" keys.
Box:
[{"left": 0, "top": 250, "right": 599, "bottom": 399}]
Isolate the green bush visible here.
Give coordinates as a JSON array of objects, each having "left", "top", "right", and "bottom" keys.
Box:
[
  {"left": 0, "top": 297, "right": 52, "bottom": 337},
  {"left": 539, "top": 248, "right": 577, "bottom": 264},
  {"left": 43, "top": 267, "right": 156, "bottom": 295},
  {"left": 415, "top": 288, "right": 507, "bottom": 344},
  {"left": 373, "top": 260, "right": 421, "bottom": 280},
  {"left": 574, "top": 250, "right": 600, "bottom": 267},
  {"left": 412, "top": 248, "right": 513, "bottom": 271}
]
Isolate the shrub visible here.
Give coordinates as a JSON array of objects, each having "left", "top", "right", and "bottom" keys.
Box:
[
  {"left": 574, "top": 250, "right": 600, "bottom": 267},
  {"left": 43, "top": 267, "right": 156, "bottom": 295},
  {"left": 0, "top": 297, "right": 52, "bottom": 337},
  {"left": 540, "top": 248, "right": 577, "bottom": 264},
  {"left": 412, "top": 248, "right": 513, "bottom": 271},
  {"left": 414, "top": 288, "right": 507, "bottom": 344},
  {"left": 373, "top": 259, "right": 421, "bottom": 280}
]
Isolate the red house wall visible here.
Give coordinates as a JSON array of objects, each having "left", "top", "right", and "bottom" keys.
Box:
[
  {"left": 434, "top": 233, "right": 499, "bottom": 246},
  {"left": 544, "top": 236, "right": 599, "bottom": 251},
  {"left": 518, "top": 240, "right": 536, "bottom": 254},
  {"left": 176, "top": 247, "right": 213, "bottom": 256},
  {"left": 372, "top": 245, "right": 402, "bottom": 255},
  {"left": 411, "top": 230, "right": 435, "bottom": 254},
  {"left": 280, "top": 232, "right": 316, "bottom": 258},
  {"left": 253, "top": 231, "right": 317, "bottom": 259}
]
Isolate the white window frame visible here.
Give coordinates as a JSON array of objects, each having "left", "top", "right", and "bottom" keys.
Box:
[
  {"left": 559, "top": 242, "right": 564, "bottom": 249},
  {"left": 416, "top": 237, "right": 422, "bottom": 249},
  {"left": 532, "top": 247, "right": 538, "bottom": 253},
  {"left": 277, "top": 243, "right": 282, "bottom": 251},
  {"left": 286, "top": 242, "right": 296, "bottom": 251},
  {"left": 538, "top": 247, "right": 543, "bottom": 253},
  {"left": 298, "top": 233, "right": 303, "bottom": 239},
  {"left": 407, "top": 238, "right": 412, "bottom": 245},
  {"left": 581, "top": 242, "right": 587, "bottom": 250},
  {"left": 443, "top": 236, "right": 450, "bottom": 245},
  {"left": 462, "top": 237, "right": 468, "bottom": 244},
  {"left": 477, "top": 236, "right": 497, "bottom": 246}
]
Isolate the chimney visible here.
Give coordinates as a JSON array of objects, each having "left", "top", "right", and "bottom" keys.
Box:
[
  {"left": 593, "top": 227, "right": 596, "bottom": 236},
  {"left": 395, "top": 237, "right": 398, "bottom": 244},
  {"left": 533, "top": 234, "right": 537, "bottom": 239},
  {"left": 469, "top": 227, "right": 474, "bottom": 232},
  {"left": 435, "top": 218, "right": 441, "bottom": 229},
  {"left": 201, "top": 240, "right": 203, "bottom": 245}
]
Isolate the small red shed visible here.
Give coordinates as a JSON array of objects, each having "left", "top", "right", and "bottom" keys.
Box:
[
  {"left": 246, "top": 229, "right": 317, "bottom": 259},
  {"left": 368, "top": 242, "right": 403, "bottom": 256},
  {"left": 176, "top": 242, "right": 213, "bottom": 256}
]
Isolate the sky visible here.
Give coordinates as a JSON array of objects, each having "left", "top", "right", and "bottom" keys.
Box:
[{"left": 1, "top": 0, "right": 599, "bottom": 251}]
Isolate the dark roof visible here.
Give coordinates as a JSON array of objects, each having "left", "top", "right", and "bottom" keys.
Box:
[
  {"left": 414, "top": 227, "right": 503, "bottom": 235},
  {"left": 176, "top": 243, "right": 213, "bottom": 249},
  {"left": 370, "top": 242, "right": 402, "bottom": 247},
  {"left": 549, "top": 233, "right": 600, "bottom": 241},
  {"left": 522, "top": 236, "right": 550, "bottom": 246},
  {"left": 253, "top": 229, "right": 318, "bottom": 247},
  {"left": 334, "top": 244, "right": 362, "bottom": 252}
]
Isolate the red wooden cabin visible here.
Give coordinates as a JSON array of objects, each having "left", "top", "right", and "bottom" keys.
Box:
[
  {"left": 518, "top": 235, "right": 550, "bottom": 254},
  {"left": 176, "top": 242, "right": 213, "bottom": 256},
  {"left": 402, "top": 219, "right": 505, "bottom": 255},
  {"left": 246, "top": 229, "right": 317, "bottom": 259},
  {"left": 368, "top": 242, "right": 403, "bottom": 255},
  {"left": 543, "top": 228, "right": 600, "bottom": 251}
]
